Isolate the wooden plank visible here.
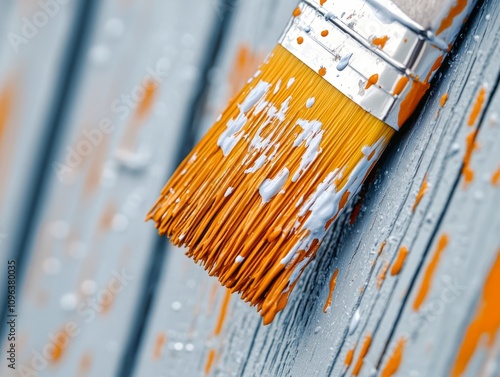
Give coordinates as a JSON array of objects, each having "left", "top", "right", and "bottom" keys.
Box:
[
  {"left": 133, "top": 1, "right": 500, "bottom": 377},
  {"left": 1, "top": 1, "right": 218, "bottom": 376}
]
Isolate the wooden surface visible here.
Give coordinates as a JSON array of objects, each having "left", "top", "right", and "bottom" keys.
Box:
[{"left": 1, "top": 1, "right": 499, "bottom": 377}]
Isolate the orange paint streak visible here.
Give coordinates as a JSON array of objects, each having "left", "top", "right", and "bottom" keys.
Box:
[
  {"left": 365, "top": 74, "right": 379, "bottom": 90},
  {"left": 49, "top": 329, "right": 70, "bottom": 363},
  {"left": 451, "top": 250, "right": 500, "bottom": 377},
  {"left": 136, "top": 80, "right": 158, "bottom": 121},
  {"left": 390, "top": 246, "right": 409, "bottom": 276},
  {"left": 297, "top": 36, "right": 304, "bottom": 45},
  {"left": 393, "top": 76, "right": 409, "bottom": 96},
  {"left": 323, "top": 268, "right": 339, "bottom": 313},
  {"left": 229, "top": 44, "right": 263, "bottom": 98},
  {"left": 440, "top": 93, "right": 449, "bottom": 107},
  {"left": 468, "top": 87, "right": 486, "bottom": 126},
  {"left": 462, "top": 130, "right": 479, "bottom": 188},
  {"left": 204, "top": 348, "right": 217, "bottom": 375},
  {"left": 437, "top": 0, "right": 468, "bottom": 35},
  {"left": 0, "top": 80, "right": 13, "bottom": 142},
  {"left": 412, "top": 175, "right": 428, "bottom": 212},
  {"left": 345, "top": 348, "right": 355, "bottom": 367},
  {"left": 492, "top": 166, "right": 500, "bottom": 186},
  {"left": 413, "top": 234, "right": 449, "bottom": 311},
  {"left": 398, "top": 79, "right": 430, "bottom": 127},
  {"left": 381, "top": 337, "right": 406, "bottom": 377},
  {"left": 378, "top": 241, "right": 387, "bottom": 256},
  {"left": 214, "top": 289, "right": 232, "bottom": 336},
  {"left": 372, "top": 35, "right": 389, "bottom": 49},
  {"left": 318, "top": 67, "right": 327, "bottom": 76},
  {"left": 352, "top": 335, "right": 372, "bottom": 376},
  {"left": 378, "top": 262, "right": 389, "bottom": 289},
  {"left": 293, "top": 7, "right": 301, "bottom": 17},
  {"left": 153, "top": 332, "right": 166, "bottom": 360}
]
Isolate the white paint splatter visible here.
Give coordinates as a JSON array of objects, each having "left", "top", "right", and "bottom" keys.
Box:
[
  {"left": 336, "top": 53, "right": 352, "bottom": 71},
  {"left": 287, "top": 77, "right": 295, "bottom": 88},
  {"left": 348, "top": 309, "right": 361, "bottom": 334},
  {"left": 292, "top": 119, "right": 323, "bottom": 182},
  {"left": 306, "top": 97, "right": 316, "bottom": 108},
  {"left": 273, "top": 79, "right": 282, "bottom": 94},
  {"left": 259, "top": 168, "right": 289, "bottom": 203},
  {"left": 235, "top": 255, "right": 245, "bottom": 263},
  {"left": 224, "top": 187, "right": 234, "bottom": 197}
]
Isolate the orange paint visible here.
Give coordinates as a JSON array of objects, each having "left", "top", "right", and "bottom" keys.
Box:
[
  {"left": 0, "top": 80, "right": 13, "bottom": 142},
  {"left": 440, "top": 93, "right": 449, "bottom": 107},
  {"left": 204, "top": 348, "right": 217, "bottom": 375},
  {"left": 437, "top": 0, "right": 468, "bottom": 35},
  {"left": 78, "top": 352, "right": 92, "bottom": 376},
  {"left": 49, "top": 328, "right": 70, "bottom": 363},
  {"left": 345, "top": 348, "right": 355, "bottom": 368},
  {"left": 365, "top": 74, "right": 379, "bottom": 90},
  {"left": 398, "top": 79, "right": 430, "bottom": 127},
  {"left": 413, "top": 234, "right": 449, "bottom": 311},
  {"left": 462, "top": 130, "right": 479, "bottom": 188},
  {"left": 136, "top": 80, "right": 158, "bottom": 120},
  {"left": 393, "top": 76, "right": 409, "bottom": 96},
  {"left": 468, "top": 87, "right": 486, "bottom": 126},
  {"left": 391, "top": 246, "right": 409, "bottom": 276},
  {"left": 153, "top": 332, "right": 166, "bottom": 360},
  {"left": 352, "top": 334, "right": 372, "bottom": 376},
  {"left": 323, "top": 268, "right": 339, "bottom": 313},
  {"left": 378, "top": 241, "right": 387, "bottom": 256},
  {"left": 321, "top": 30, "right": 329, "bottom": 37},
  {"left": 492, "top": 166, "right": 500, "bottom": 186},
  {"left": 378, "top": 262, "right": 389, "bottom": 289},
  {"left": 99, "top": 201, "right": 116, "bottom": 231},
  {"left": 293, "top": 7, "right": 301, "bottom": 17},
  {"left": 320, "top": 0, "right": 327, "bottom": 5},
  {"left": 412, "top": 175, "right": 428, "bottom": 212},
  {"left": 451, "top": 250, "right": 500, "bottom": 377},
  {"left": 214, "top": 289, "right": 231, "bottom": 336},
  {"left": 381, "top": 337, "right": 406, "bottom": 377},
  {"left": 318, "top": 67, "right": 327, "bottom": 76},
  {"left": 372, "top": 35, "right": 389, "bottom": 49},
  {"left": 297, "top": 36, "right": 304, "bottom": 45}
]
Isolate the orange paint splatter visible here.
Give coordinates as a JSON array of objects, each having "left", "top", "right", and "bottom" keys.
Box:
[
  {"left": 321, "top": 30, "right": 329, "bottom": 37},
  {"left": 320, "top": 0, "right": 327, "bottom": 5},
  {"left": 391, "top": 246, "right": 409, "bottom": 276},
  {"left": 365, "top": 74, "right": 379, "bottom": 90},
  {"left": 297, "top": 36, "right": 304, "bottom": 45},
  {"left": 152, "top": 332, "right": 166, "bottom": 360},
  {"left": 293, "top": 7, "right": 301, "bottom": 17},
  {"left": 437, "top": 0, "right": 468, "bottom": 34},
  {"left": 378, "top": 241, "right": 387, "bottom": 256},
  {"left": 451, "top": 250, "right": 500, "bottom": 377},
  {"left": 49, "top": 328, "right": 70, "bottom": 363},
  {"left": 462, "top": 130, "right": 479, "bottom": 188},
  {"left": 214, "top": 289, "right": 232, "bottom": 336},
  {"left": 345, "top": 348, "right": 355, "bottom": 367},
  {"left": 318, "top": 67, "right": 327, "bottom": 76},
  {"left": 440, "top": 93, "right": 449, "bottom": 107},
  {"left": 372, "top": 35, "right": 389, "bottom": 49},
  {"left": 492, "top": 166, "right": 500, "bottom": 186},
  {"left": 398, "top": 79, "right": 430, "bottom": 127},
  {"left": 413, "top": 234, "right": 449, "bottom": 311},
  {"left": 204, "top": 348, "right": 217, "bottom": 375},
  {"left": 381, "top": 337, "right": 406, "bottom": 377},
  {"left": 393, "top": 76, "right": 409, "bottom": 96},
  {"left": 468, "top": 87, "right": 486, "bottom": 126},
  {"left": 378, "top": 262, "right": 389, "bottom": 289},
  {"left": 323, "top": 268, "right": 339, "bottom": 313},
  {"left": 352, "top": 334, "right": 372, "bottom": 376},
  {"left": 412, "top": 175, "right": 428, "bottom": 212}
]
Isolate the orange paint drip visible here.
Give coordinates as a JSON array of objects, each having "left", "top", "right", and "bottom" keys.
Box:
[
  {"left": 297, "top": 36, "right": 304, "bottom": 45},
  {"left": 153, "top": 332, "right": 166, "bottom": 360},
  {"left": 393, "top": 76, "right": 409, "bottom": 96},
  {"left": 352, "top": 335, "right": 372, "bottom": 376},
  {"left": 390, "top": 246, "right": 409, "bottom": 276},
  {"left": 214, "top": 289, "right": 232, "bottom": 336},
  {"left": 462, "top": 130, "right": 479, "bottom": 188},
  {"left": 413, "top": 234, "right": 449, "bottom": 311},
  {"left": 293, "top": 7, "right": 301, "bottom": 17},
  {"left": 492, "top": 166, "right": 500, "bottom": 186},
  {"left": 468, "top": 87, "right": 486, "bottom": 126},
  {"left": 372, "top": 35, "right": 389, "bottom": 49},
  {"left": 451, "top": 250, "right": 500, "bottom": 377},
  {"left": 378, "top": 241, "right": 387, "bottom": 256},
  {"left": 345, "top": 348, "right": 355, "bottom": 368},
  {"left": 204, "top": 348, "right": 217, "bottom": 375},
  {"left": 323, "top": 268, "right": 339, "bottom": 313},
  {"left": 412, "top": 175, "right": 428, "bottom": 212},
  {"left": 437, "top": 0, "right": 468, "bottom": 35},
  {"left": 378, "top": 262, "right": 389, "bottom": 289},
  {"left": 398, "top": 79, "right": 430, "bottom": 127},
  {"left": 440, "top": 93, "right": 449, "bottom": 107},
  {"left": 381, "top": 337, "right": 406, "bottom": 377},
  {"left": 365, "top": 74, "right": 379, "bottom": 90},
  {"left": 318, "top": 67, "right": 327, "bottom": 76}
]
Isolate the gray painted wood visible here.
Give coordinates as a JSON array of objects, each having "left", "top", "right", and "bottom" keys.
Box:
[{"left": 132, "top": 1, "right": 500, "bottom": 377}]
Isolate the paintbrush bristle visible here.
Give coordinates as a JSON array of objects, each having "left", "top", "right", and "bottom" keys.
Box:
[{"left": 147, "top": 45, "right": 395, "bottom": 324}]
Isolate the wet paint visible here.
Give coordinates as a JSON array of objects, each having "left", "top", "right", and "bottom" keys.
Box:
[
  {"left": 204, "top": 348, "right": 217, "bottom": 375},
  {"left": 437, "top": 0, "right": 468, "bottom": 35},
  {"left": 462, "top": 130, "right": 479, "bottom": 188},
  {"left": 440, "top": 93, "right": 449, "bottom": 107},
  {"left": 365, "top": 74, "right": 379, "bottom": 90},
  {"left": 492, "top": 166, "right": 500, "bottom": 186},
  {"left": 413, "top": 234, "right": 449, "bottom": 311},
  {"left": 293, "top": 7, "right": 301, "bottom": 17},
  {"left": 381, "top": 337, "right": 406, "bottom": 377},
  {"left": 412, "top": 175, "right": 428, "bottom": 212},
  {"left": 390, "top": 246, "right": 409, "bottom": 276},
  {"left": 323, "top": 268, "right": 339, "bottom": 313},
  {"left": 468, "top": 87, "right": 486, "bottom": 126},
  {"left": 372, "top": 35, "right": 389, "bottom": 49},
  {"left": 378, "top": 262, "right": 389, "bottom": 289},
  {"left": 345, "top": 348, "right": 355, "bottom": 368},
  {"left": 214, "top": 289, "right": 232, "bottom": 336},
  {"left": 392, "top": 76, "right": 409, "bottom": 96},
  {"left": 153, "top": 332, "right": 167, "bottom": 360},
  {"left": 321, "top": 30, "right": 329, "bottom": 37},
  {"left": 352, "top": 334, "right": 372, "bottom": 376}
]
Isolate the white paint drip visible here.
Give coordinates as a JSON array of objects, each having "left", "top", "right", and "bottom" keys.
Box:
[
  {"left": 292, "top": 119, "right": 323, "bottom": 182},
  {"left": 306, "top": 97, "right": 316, "bottom": 108},
  {"left": 259, "top": 168, "right": 289, "bottom": 203},
  {"left": 245, "top": 155, "right": 267, "bottom": 174},
  {"left": 336, "top": 53, "right": 352, "bottom": 71},
  {"left": 287, "top": 77, "right": 295, "bottom": 89},
  {"left": 224, "top": 187, "right": 234, "bottom": 197},
  {"left": 235, "top": 255, "right": 245, "bottom": 263},
  {"left": 274, "top": 79, "right": 281, "bottom": 94}
]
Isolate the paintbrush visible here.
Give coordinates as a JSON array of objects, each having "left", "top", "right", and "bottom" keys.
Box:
[{"left": 147, "top": 0, "right": 478, "bottom": 324}]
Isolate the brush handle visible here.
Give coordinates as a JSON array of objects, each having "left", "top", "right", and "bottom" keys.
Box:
[{"left": 280, "top": 0, "right": 479, "bottom": 129}]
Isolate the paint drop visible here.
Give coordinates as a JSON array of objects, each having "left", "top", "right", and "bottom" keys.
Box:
[
  {"left": 306, "top": 97, "right": 316, "bottom": 108},
  {"left": 293, "top": 7, "right": 301, "bottom": 17},
  {"left": 297, "top": 36, "right": 304, "bottom": 44},
  {"left": 412, "top": 175, "right": 428, "bottom": 212},
  {"left": 372, "top": 35, "right": 389, "bottom": 49},
  {"left": 468, "top": 87, "right": 486, "bottom": 126},
  {"left": 336, "top": 53, "right": 352, "bottom": 71},
  {"left": 462, "top": 130, "right": 479, "bottom": 188},
  {"left": 345, "top": 348, "right": 355, "bottom": 367},
  {"left": 235, "top": 255, "right": 245, "bottom": 263},
  {"left": 378, "top": 241, "right": 387, "bottom": 256},
  {"left": 491, "top": 166, "right": 500, "bottom": 186},
  {"left": 224, "top": 187, "right": 234, "bottom": 197},
  {"left": 393, "top": 76, "right": 409, "bottom": 95},
  {"left": 377, "top": 262, "right": 389, "bottom": 289},
  {"left": 437, "top": 0, "right": 468, "bottom": 34},
  {"left": 391, "top": 246, "right": 409, "bottom": 276},
  {"left": 413, "top": 234, "right": 449, "bottom": 311},
  {"left": 352, "top": 334, "right": 372, "bottom": 376},
  {"left": 320, "top": 0, "right": 327, "bottom": 5},
  {"left": 204, "top": 348, "right": 216, "bottom": 375},
  {"left": 323, "top": 268, "right": 339, "bottom": 313},
  {"left": 321, "top": 30, "right": 329, "bottom": 37},
  {"left": 365, "top": 74, "right": 379, "bottom": 90},
  {"left": 381, "top": 337, "right": 406, "bottom": 377},
  {"left": 440, "top": 93, "right": 449, "bottom": 107},
  {"left": 318, "top": 67, "right": 327, "bottom": 76},
  {"left": 259, "top": 168, "right": 289, "bottom": 203},
  {"left": 49, "top": 328, "right": 70, "bottom": 363}
]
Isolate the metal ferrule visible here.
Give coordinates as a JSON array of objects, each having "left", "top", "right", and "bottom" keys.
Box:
[{"left": 280, "top": 0, "right": 478, "bottom": 130}]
